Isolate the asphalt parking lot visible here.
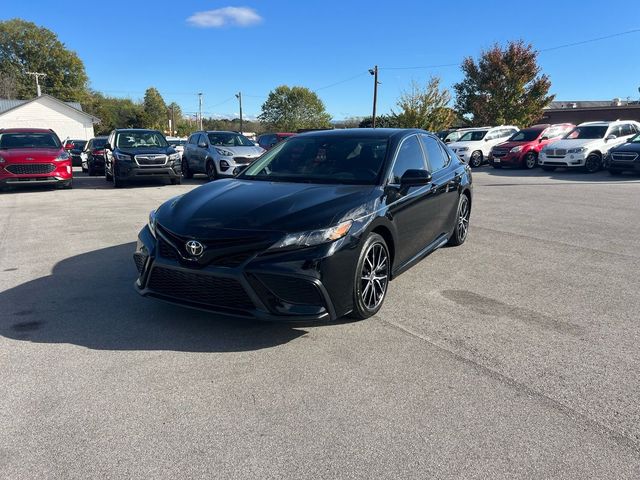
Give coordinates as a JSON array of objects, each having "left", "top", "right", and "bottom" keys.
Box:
[{"left": 1, "top": 167, "right": 640, "bottom": 479}]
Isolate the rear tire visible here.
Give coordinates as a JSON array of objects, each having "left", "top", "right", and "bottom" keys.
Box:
[
  {"left": 447, "top": 194, "right": 470, "bottom": 246},
  {"left": 349, "top": 233, "right": 390, "bottom": 320}
]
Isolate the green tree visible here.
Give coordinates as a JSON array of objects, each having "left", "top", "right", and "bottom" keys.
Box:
[
  {"left": 142, "top": 87, "right": 167, "bottom": 130},
  {"left": 391, "top": 77, "right": 456, "bottom": 131},
  {"left": 358, "top": 114, "right": 400, "bottom": 128},
  {"left": 453, "top": 40, "right": 554, "bottom": 127},
  {"left": 84, "top": 91, "right": 144, "bottom": 134},
  {"left": 0, "top": 19, "right": 88, "bottom": 101},
  {"left": 259, "top": 85, "right": 332, "bottom": 131}
]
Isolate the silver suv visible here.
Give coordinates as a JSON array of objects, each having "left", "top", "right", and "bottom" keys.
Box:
[{"left": 182, "top": 131, "right": 265, "bottom": 180}]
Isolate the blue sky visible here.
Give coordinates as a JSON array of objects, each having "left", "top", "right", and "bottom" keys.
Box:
[{"left": 3, "top": 1, "right": 640, "bottom": 120}]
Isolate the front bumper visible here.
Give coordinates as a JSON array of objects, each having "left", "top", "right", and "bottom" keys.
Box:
[
  {"left": 605, "top": 154, "right": 640, "bottom": 172},
  {"left": 0, "top": 162, "right": 73, "bottom": 186},
  {"left": 116, "top": 162, "right": 181, "bottom": 180},
  {"left": 133, "top": 225, "right": 359, "bottom": 322},
  {"left": 490, "top": 152, "right": 523, "bottom": 166},
  {"left": 538, "top": 154, "right": 586, "bottom": 168}
]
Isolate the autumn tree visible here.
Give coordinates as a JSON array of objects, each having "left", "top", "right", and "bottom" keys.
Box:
[
  {"left": 259, "top": 85, "right": 331, "bottom": 132},
  {"left": 453, "top": 40, "right": 554, "bottom": 127},
  {"left": 142, "top": 87, "right": 167, "bottom": 130},
  {"left": 0, "top": 19, "right": 88, "bottom": 101},
  {"left": 392, "top": 77, "right": 456, "bottom": 131}
]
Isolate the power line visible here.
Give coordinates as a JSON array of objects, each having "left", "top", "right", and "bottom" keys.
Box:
[
  {"left": 313, "top": 71, "right": 370, "bottom": 91},
  {"left": 539, "top": 27, "right": 640, "bottom": 52}
]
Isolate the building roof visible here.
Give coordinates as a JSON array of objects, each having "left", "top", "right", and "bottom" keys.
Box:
[
  {"left": 547, "top": 100, "right": 640, "bottom": 110},
  {"left": 0, "top": 94, "right": 99, "bottom": 123}
]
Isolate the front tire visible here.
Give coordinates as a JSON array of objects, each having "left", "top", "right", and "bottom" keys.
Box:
[
  {"left": 584, "top": 153, "right": 601, "bottom": 173},
  {"left": 469, "top": 151, "right": 483, "bottom": 168},
  {"left": 182, "top": 158, "right": 193, "bottom": 179},
  {"left": 523, "top": 152, "right": 538, "bottom": 169},
  {"left": 206, "top": 160, "right": 217, "bottom": 182},
  {"left": 349, "top": 233, "right": 390, "bottom": 320},
  {"left": 447, "top": 194, "right": 470, "bottom": 246}
]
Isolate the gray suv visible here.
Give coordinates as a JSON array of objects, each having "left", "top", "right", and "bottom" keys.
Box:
[{"left": 182, "top": 131, "right": 265, "bottom": 180}]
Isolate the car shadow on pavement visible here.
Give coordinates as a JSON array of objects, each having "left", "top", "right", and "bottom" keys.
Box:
[{"left": 0, "top": 243, "right": 308, "bottom": 352}]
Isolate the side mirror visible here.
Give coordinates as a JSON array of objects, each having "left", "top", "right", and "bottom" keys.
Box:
[
  {"left": 606, "top": 134, "right": 617, "bottom": 142},
  {"left": 444, "top": 138, "right": 451, "bottom": 143},
  {"left": 198, "top": 141, "right": 208, "bottom": 148},
  {"left": 539, "top": 136, "right": 549, "bottom": 142},
  {"left": 103, "top": 143, "right": 112, "bottom": 150},
  {"left": 400, "top": 169, "right": 432, "bottom": 187}
]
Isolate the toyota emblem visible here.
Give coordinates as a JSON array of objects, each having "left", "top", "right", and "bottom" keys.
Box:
[{"left": 185, "top": 240, "right": 204, "bottom": 257}]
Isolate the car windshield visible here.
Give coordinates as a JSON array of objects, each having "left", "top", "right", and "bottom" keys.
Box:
[
  {"left": 509, "top": 130, "right": 541, "bottom": 142},
  {"left": 458, "top": 130, "right": 487, "bottom": 141},
  {"left": 564, "top": 126, "right": 608, "bottom": 140},
  {"left": 207, "top": 132, "right": 254, "bottom": 147},
  {"left": 0, "top": 132, "right": 61, "bottom": 149},
  {"left": 240, "top": 135, "right": 389, "bottom": 185},
  {"left": 72, "top": 141, "right": 87, "bottom": 150},
  {"left": 629, "top": 134, "right": 640, "bottom": 143},
  {"left": 93, "top": 138, "right": 107, "bottom": 148},
  {"left": 116, "top": 131, "right": 168, "bottom": 148}
]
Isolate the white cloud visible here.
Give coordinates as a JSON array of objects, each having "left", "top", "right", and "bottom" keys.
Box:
[{"left": 187, "top": 6, "right": 262, "bottom": 28}]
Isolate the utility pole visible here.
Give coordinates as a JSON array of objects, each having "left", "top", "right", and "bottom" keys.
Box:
[
  {"left": 198, "top": 92, "right": 203, "bottom": 130},
  {"left": 235, "top": 92, "right": 243, "bottom": 133},
  {"left": 368, "top": 66, "right": 379, "bottom": 128},
  {"left": 26, "top": 71, "right": 47, "bottom": 97},
  {"left": 171, "top": 104, "right": 176, "bottom": 135}
]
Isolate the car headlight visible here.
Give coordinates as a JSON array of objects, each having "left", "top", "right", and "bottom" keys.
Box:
[
  {"left": 510, "top": 146, "right": 523, "bottom": 153},
  {"left": 567, "top": 147, "right": 587, "bottom": 154},
  {"left": 269, "top": 220, "right": 353, "bottom": 250},
  {"left": 55, "top": 151, "right": 70, "bottom": 161},
  {"left": 115, "top": 152, "right": 132, "bottom": 161},
  {"left": 0, "top": 155, "right": 5, "bottom": 164},
  {"left": 215, "top": 148, "right": 234, "bottom": 156},
  {"left": 457, "top": 147, "right": 469, "bottom": 152},
  {"left": 148, "top": 209, "right": 157, "bottom": 237},
  {"left": 169, "top": 153, "right": 180, "bottom": 161}
]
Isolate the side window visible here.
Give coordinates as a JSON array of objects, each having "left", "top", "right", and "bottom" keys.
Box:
[
  {"left": 420, "top": 134, "right": 448, "bottom": 172},
  {"left": 620, "top": 124, "right": 633, "bottom": 136},
  {"left": 197, "top": 134, "right": 207, "bottom": 146},
  {"left": 188, "top": 134, "right": 195, "bottom": 145},
  {"left": 389, "top": 135, "right": 426, "bottom": 184},
  {"left": 609, "top": 126, "right": 622, "bottom": 138}
]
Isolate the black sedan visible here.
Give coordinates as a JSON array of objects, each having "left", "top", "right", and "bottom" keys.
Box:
[
  {"left": 606, "top": 133, "right": 640, "bottom": 174},
  {"left": 134, "top": 129, "right": 472, "bottom": 321}
]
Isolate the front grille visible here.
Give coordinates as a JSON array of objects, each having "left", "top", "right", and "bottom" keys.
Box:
[
  {"left": 233, "top": 157, "right": 254, "bottom": 164},
  {"left": 6, "top": 163, "right": 55, "bottom": 175},
  {"left": 133, "top": 253, "right": 147, "bottom": 273},
  {"left": 612, "top": 152, "right": 638, "bottom": 162},
  {"left": 147, "top": 266, "right": 254, "bottom": 311},
  {"left": 135, "top": 154, "right": 167, "bottom": 166},
  {"left": 158, "top": 238, "right": 179, "bottom": 260},
  {"left": 257, "top": 273, "right": 323, "bottom": 305},
  {"left": 492, "top": 149, "right": 508, "bottom": 158},
  {"left": 546, "top": 149, "right": 566, "bottom": 157}
]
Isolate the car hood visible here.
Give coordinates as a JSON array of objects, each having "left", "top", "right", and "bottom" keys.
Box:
[
  {"left": 214, "top": 146, "right": 264, "bottom": 157},
  {"left": 544, "top": 138, "right": 601, "bottom": 150},
  {"left": 610, "top": 141, "right": 640, "bottom": 153},
  {"left": 0, "top": 148, "right": 62, "bottom": 161},
  {"left": 118, "top": 146, "right": 176, "bottom": 155},
  {"left": 156, "top": 179, "right": 378, "bottom": 235},
  {"left": 494, "top": 140, "right": 533, "bottom": 149},
  {"left": 448, "top": 141, "right": 482, "bottom": 149}
]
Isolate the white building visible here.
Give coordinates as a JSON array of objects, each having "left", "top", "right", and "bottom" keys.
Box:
[{"left": 0, "top": 94, "right": 99, "bottom": 141}]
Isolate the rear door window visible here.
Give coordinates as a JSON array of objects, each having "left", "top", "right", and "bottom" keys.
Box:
[{"left": 389, "top": 135, "right": 427, "bottom": 184}]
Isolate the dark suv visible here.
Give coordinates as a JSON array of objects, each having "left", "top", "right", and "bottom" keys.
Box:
[{"left": 104, "top": 129, "right": 181, "bottom": 187}]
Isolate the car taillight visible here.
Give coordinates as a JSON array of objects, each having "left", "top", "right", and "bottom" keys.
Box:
[{"left": 93, "top": 149, "right": 104, "bottom": 155}]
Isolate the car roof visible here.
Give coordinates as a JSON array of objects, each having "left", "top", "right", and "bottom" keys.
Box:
[
  {"left": 0, "top": 127, "right": 56, "bottom": 133},
  {"left": 115, "top": 128, "right": 162, "bottom": 133},
  {"left": 296, "top": 128, "right": 424, "bottom": 140}
]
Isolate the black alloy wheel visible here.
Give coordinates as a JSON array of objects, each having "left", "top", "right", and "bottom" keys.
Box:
[
  {"left": 206, "top": 160, "right": 217, "bottom": 181},
  {"left": 584, "top": 153, "right": 601, "bottom": 173},
  {"left": 350, "top": 233, "right": 390, "bottom": 319},
  {"left": 447, "top": 194, "right": 470, "bottom": 246},
  {"left": 182, "top": 158, "right": 193, "bottom": 179},
  {"left": 523, "top": 152, "right": 538, "bottom": 169},
  {"left": 470, "top": 151, "right": 483, "bottom": 168}
]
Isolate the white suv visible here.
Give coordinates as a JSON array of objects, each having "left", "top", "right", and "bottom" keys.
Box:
[
  {"left": 538, "top": 120, "right": 640, "bottom": 173},
  {"left": 448, "top": 125, "right": 519, "bottom": 167}
]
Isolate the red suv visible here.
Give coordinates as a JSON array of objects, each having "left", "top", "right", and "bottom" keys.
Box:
[
  {"left": 0, "top": 128, "right": 73, "bottom": 189},
  {"left": 490, "top": 123, "right": 574, "bottom": 169}
]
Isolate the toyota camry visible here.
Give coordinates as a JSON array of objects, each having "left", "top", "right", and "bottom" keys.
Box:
[{"left": 134, "top": 129, "right": 472, "bottom": 321}]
